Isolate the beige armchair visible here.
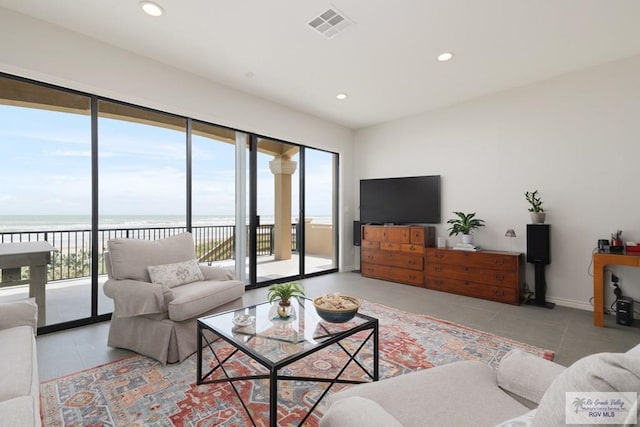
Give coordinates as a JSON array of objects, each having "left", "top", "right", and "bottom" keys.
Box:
[{"left": 103, "top": 232, "right": 244, "bottom": 364}]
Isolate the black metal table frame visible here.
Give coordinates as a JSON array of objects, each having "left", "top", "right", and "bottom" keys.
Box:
[{"left": 196, "top": 311, "right": 379, "bottom": 427}]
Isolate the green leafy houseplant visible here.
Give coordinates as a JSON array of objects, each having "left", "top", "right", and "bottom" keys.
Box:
[
  {"left": 447, "top": 211, "right": 485, "bottom": 236},
  {"left": 525, "top": 190, "right": 544, "bottom": 213},
  {"left": 267, "top": 282, "right": 305, "bottom": 306}
]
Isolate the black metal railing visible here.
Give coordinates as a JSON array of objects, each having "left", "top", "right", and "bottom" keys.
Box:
[{"left": 0, "top": 223, "right": 297, "bottom": 284}]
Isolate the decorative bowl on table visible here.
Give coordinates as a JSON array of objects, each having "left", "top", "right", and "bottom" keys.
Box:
[{"left": 313, "top": 294, "right": 361, "bottom": 323}]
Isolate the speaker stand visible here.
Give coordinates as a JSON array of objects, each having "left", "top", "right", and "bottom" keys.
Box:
[{"left": 525, "top": 263, "right": 555, "bottom": 309}]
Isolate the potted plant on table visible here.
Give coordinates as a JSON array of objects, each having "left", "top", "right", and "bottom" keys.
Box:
[
  {"left": 525, "top": 190, "right": 546, "bottom": 224},
  {"left": 447, "top": 211, "right": 485, "bottom": 245},
  {"left": 267, "top": 282, "right": 305, "bottom": 318}
]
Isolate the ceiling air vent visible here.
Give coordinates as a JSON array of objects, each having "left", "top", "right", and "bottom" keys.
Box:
[{"left": 307, "top": 7, "right": 353, "bottom": 39}]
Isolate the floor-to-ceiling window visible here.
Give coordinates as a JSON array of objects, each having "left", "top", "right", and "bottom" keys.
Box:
[
  {"left": 97, "top": 100, "right": 187, "bottom": 315},
  {"left": 304, "top": 148, "right": 338, "bottom": 275},
  {"left": 0, "top": 75, "right": 92, "bottom": 327},
  {"left": 191, "top": 121, "right": 239, "bottom": 272},
  {"left": 0, "top": 72, "right": 339, "bottom": 333}
]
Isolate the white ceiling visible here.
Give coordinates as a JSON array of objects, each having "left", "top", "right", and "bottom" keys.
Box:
[{"left": 2, "top": 0, "right": 640, "bottom": 129}]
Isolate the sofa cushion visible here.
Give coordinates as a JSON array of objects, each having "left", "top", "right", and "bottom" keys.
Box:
[
  {"left": 329, "top": 360, "right": 529, "bottom": 427},
  {"left": 0, "top": 298, "right": 37, "bottom": 332},
  {"left": 320, "top": 396, "right": 404, "bottom": 427},
  {"left": 533, "top": 353, "right": 640, "bottom": 426},
  {"left": 497, "top": 349, "right": 565, "bottom": 405},
  {"left": 148, "top": 259, "right": 205, "bottom": 288},
  {"left": 168, "top": 279, "right": 245, "bottom": 322},
  {"left": 0, "top": 326, "right": 37, "bottom": 402},
  {"left": 0, "top": 396, "right": 40, "bottom": 427},
  {"left": 107, "top": 232, "right": 197, "bottom": 282}
]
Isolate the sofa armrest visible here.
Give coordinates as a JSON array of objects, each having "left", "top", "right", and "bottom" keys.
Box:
[
  {"left": 626, "top": 343, "right": 640, "bottom": 358},
  {"left": 497, "top": 349, "right": 566, "bottom": 405},
  {"left": 104, "top": 278, "right": 173, "bottom": 317},
  {"left": 199, "top": 265, "right": 237, "bottom": 281},
  {"left": 0, "top": 298, "right": 37, "bottom": 333},
  {"left": 320, "top": 396, "right": 404, "bottom": 427}
]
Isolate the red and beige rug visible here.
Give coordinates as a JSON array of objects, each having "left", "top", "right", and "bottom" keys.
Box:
[{"left": 41, "top": 301, "right": 554, "bottom": 426}]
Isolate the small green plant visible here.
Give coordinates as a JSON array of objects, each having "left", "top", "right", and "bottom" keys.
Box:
[
  {"left": 525, "top": 190, "right": 544, "bottom": 213},
  {"left": 447, "top": 212, "right": 485, "bottom": 236},
  {"left": 267, "top": 282, "right": 305, "bottom": 305}
]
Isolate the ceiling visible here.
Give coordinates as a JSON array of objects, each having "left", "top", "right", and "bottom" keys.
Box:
[{"left": 2, "top": 1, "right": 640, "bottom": 130}]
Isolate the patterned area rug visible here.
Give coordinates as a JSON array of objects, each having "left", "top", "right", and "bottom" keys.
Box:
[{"left": 41, "top": 301, "right": 554, "bottom": 426}]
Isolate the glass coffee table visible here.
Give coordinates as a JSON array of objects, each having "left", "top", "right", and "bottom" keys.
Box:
[{"left": 196, "top": 297, "right": 379, "bottom": 426}]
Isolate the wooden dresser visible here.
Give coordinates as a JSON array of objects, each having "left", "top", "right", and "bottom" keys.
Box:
[
  {"left": 425, "top": 248, "right": 524, "bottom": 304},
  {"left": 361, "top": 225, "right": 435, "bottom": 287}
]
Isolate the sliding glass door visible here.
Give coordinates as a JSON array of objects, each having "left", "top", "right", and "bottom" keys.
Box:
[
  {"left": 97, "top": 100, "right": 187, "bottom": 315},
  {"left": 253, "top": 137, "right": 300, "bottom": 284}
]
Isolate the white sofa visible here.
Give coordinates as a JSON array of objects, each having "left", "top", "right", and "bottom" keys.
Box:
[
  {"left": 321, "top": 344, "right": 640, "bottom": 427},
  {"left": 0, "top": 298, "right": 40, "bottom": 427},
  {"left": 103, "top": 232, "right": 245, "bottom": 364}
]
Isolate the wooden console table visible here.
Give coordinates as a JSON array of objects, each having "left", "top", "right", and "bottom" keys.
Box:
[
  {"left": 592, "top": 252, "right": 640, "bottom": 327},
  {"left": 0, "top": 241, "right": 56, "bottom": 327}
]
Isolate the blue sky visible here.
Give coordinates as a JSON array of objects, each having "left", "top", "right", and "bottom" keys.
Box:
[{"left": 0, "top": 104, "right": 333, "bottom": 219}]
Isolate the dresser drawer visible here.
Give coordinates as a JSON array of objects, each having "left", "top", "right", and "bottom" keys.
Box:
[
  {"left": 425, "top": 277, "right": 518, "bottom": 304},
  {"left": 380, "top": 242, "right": 425, "bottom": 254},
  {"left": 361, "top": 248, "right": 423, "bottom": 270},
  {"left": 362, "top": 263, "right": 423, "bottom": 287},
  {"left": 410, "top": 227, "right": 425, "bottom": 245},
  {"left": 426, "top": 263, "right": 517, "bottom": 287},
  {"left": 383, "top": 227, "right": 410, "bottom": 243},
  {"left": 363, "top": 226, "right": 383, "bottom": 242},
  {"left": 426, "top": 249, "right": 517, "bottom": 271},
  {"left": 361, "top": 240, "right": 380, "bottom": 249}
]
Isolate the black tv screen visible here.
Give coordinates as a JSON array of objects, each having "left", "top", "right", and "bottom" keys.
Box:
[{"left": 360, "top": 175, "right": 441, "bottom": 224}]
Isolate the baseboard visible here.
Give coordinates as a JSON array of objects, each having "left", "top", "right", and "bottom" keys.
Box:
[
  {"left": 340, "top": 264, "right": 359, "bottom": 273},
  {"left": 545, "top": 296, "right": 593, "bottom": 312}
]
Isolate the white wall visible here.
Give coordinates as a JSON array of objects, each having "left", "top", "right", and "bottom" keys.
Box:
[
  {"left": 355, "top": 54, "right": 640, "bottom": 311},
  {"left": 0, "top": 8, "right": 358, "bottom": 272}
]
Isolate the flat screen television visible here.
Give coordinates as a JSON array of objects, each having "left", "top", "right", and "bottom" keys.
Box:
[{"left": 360, "top": 175, "right": 441, "bottom": 224}]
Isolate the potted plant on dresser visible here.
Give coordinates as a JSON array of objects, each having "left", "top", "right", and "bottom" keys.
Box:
[
  {"left": 447, "top": 211, "right": 485, "bottom": 245},
  {"left": 525, "top": 190, "right": 546, "bottom": 224}
]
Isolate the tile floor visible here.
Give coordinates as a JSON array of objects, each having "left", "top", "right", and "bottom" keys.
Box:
[{"left": 37, "top": 271, "right": 639, "bottom": 381}]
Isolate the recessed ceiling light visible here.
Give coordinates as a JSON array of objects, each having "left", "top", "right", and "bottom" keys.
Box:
[
  {"left": 336, "top": 93, "right": 348, "bottom": 100},
  {"left": 140, "top": 1, "right": 164, "bottom": 17},
  {"left": 437, "top": 52, "right": 454, "bottom": 62}
]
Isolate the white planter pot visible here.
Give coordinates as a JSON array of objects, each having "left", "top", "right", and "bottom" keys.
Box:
[
  {"left": 462, "top": 234, "right": 474, "bottom": 244},
  {"left": 531, "top": 212, "right": 546, "bottom": 224}
]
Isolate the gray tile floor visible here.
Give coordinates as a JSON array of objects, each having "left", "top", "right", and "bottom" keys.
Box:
[{"left": 37, "top": 271, "right": 640, "bottom": 381}]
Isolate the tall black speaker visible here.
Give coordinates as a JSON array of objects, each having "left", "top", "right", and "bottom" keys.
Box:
[
  {"left": 526, "top": 224, "right": 554, "bottom": 309},
  {"left": 353, "top": 221, "right": 361, "bottom": 246},
  {"left": 527, "top": 224, "right": 550, "bottom": 265}
]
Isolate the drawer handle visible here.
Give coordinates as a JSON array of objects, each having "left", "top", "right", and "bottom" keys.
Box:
[
  {"left": 435, "top": 254, "right": 444, "bottom": 259},
  {"left": 409, "top": 274, "right": 416, "bottom": 279},
  {"left": 463, "top": 266, "right": 469, "bottom": 271},
  {"left": 464, "top": 281, "right": 470, "bottom": 286},
  {"left": 408, "top": 260, "right": 416, "bottom": 265},
  {"left": 495, "top": 274, "right": 505, "bottom": 281},
  {"left": 409, "top": 246, "right": 415, "bottom": 251},
  {"left": 434, "top": 265, "right": 442, "bottom": 272},
  {"left": 495, "top": 259, "right": 504, "bottom": 265},
  {"left": 368, "top": 255, "right": 374, "bottom": 260},
  {"left": 495, "top": 289, "right": 505, "bottom": 296}
]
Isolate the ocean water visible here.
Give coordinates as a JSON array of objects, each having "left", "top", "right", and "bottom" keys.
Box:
[{"left": 0, "top": 214, "right": 332, "bottom": 232}]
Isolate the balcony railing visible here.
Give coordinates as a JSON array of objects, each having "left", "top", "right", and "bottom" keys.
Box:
[{"left": 0, "top": 224, "right": 297, "bottom": 284}]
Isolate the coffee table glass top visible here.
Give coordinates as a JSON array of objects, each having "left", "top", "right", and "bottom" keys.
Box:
[{"left": 199, "top": 297, "right": 375, "bottom": 365}]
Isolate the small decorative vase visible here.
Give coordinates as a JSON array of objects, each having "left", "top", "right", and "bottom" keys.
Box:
[
  {"left": 462, "top": 234, "right": 473, "bottom": 245},
  {"left": 277, "top": 301, "right": 292, "bottom": 318},
  {"left": 531, "top": 212, "right": 546, "bottom": 224}
]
